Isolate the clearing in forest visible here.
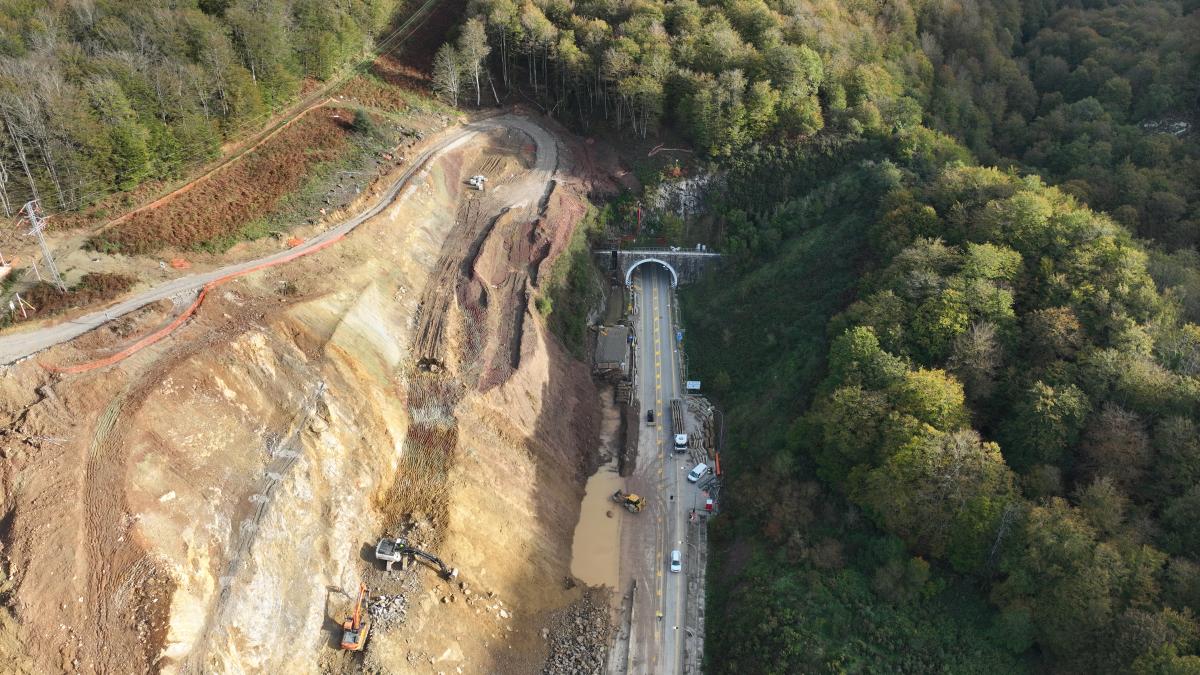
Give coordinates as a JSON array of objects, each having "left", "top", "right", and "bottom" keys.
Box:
[{"left": 86, "top": 109, "right": 356, "bottom": 255}]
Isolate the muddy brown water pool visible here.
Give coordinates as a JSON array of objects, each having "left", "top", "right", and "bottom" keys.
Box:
[{"left": 569, "top": 459, "right": 624, "bottom": 588}]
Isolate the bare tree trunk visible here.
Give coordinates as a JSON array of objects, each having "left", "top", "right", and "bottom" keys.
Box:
[
  {"left": 4, "top": 115, "right": 40, "bottom": 204},
  {"left": 0, "top": 157, "right": 11, "bottom": 217},
  {"left": 500, "top": 32, "right": 508, "bottom": 87},
  {"left": 35, "top": 139, "right": 67, "bottom": 209},
  {"left": 601, "top": 72, "right": 608, "bottom": 120},
  {"left": 488, "top": 70, "right": 500, "bottom": 105},
  {"left": 472, "top": 62, "right": 482, "bottom": 105}
]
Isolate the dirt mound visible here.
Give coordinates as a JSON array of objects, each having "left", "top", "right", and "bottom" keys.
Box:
[
  {"left": 461, "top": 182, "right": 589, "bottom": 391},
  {"left": 530, "top": 184, "right": 589, "bottom": 286},
  {"left": 541, "top": 589, "right": 614, "bottom": 674}
]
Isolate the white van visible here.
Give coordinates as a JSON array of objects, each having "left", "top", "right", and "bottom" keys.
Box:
[
  {"left": 687, "top": 463, "right": 708, "bottom": 482},
  {"left": 670, "top": 549, "right": 682, "bottom": 573}
]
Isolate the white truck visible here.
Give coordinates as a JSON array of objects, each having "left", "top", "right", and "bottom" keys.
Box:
[{"left": 671, "top": 399, "right": 688, "bottom": 453}]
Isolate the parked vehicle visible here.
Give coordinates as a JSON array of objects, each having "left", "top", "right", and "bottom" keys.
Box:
[
  {"left": 687, "top": 463, "right": 709, "bottom": 482},
  {"left": 670, "top": 549, "right": 682, "bottom": 573}
]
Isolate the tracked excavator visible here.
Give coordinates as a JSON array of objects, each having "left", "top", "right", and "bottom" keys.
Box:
[
  {"left": 340, "top": 584, "right": 371, "bottom": 651},
  {"left": 611, "top": 490, "right": 645, "bottom": 513},
  {"left": 375, "top": 537, "right": 459, "bottom": 579}
]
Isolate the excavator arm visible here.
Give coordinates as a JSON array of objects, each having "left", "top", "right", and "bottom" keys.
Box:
[
  {"left": 340, "top": 584, "right": 371, "bottom": 651},
  {"left": 374, "top": 537, "right": 458, "bottom": 579},
  {"left": 406, "top": 547, "right": 455, "bottom": 579}
]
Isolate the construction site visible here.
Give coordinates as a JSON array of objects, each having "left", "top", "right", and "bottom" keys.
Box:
[
  {"left": 0, "top": 1, "right": 727, "bottom": 667},
  {"left": 0, "top": 102, "right": 670, "bottom": 672}
]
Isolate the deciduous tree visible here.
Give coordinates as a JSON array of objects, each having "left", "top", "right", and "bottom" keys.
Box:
[{"left": 432, "top": 44, "right": 464, "bottom": 107}]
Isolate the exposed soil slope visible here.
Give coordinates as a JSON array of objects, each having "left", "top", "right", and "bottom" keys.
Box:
[{"left": 0, "top": 115, "right": 604, "bottom": 673}]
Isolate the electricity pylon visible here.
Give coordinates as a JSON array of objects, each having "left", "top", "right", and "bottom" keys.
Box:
[{"left": 19, "top": 199, "right": 65, "bottom": 292}]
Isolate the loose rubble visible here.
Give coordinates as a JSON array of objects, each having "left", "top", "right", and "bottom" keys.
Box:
[
  {"left": 369, "top": 592, "right": 409, "bottom": 630},
  {"left": 541, "top": 589, "right": 613, "bottom": 675}
]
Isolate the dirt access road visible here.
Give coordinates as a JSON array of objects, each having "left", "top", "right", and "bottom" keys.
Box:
[{"left": 0, "top": 114, "right": 557, "bottom": 367}]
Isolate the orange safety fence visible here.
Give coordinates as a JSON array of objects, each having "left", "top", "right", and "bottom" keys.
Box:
[
  {"left": 715, "top": 452, "right": 721, "bottom": 476},
  {"left": 42, "top": 232, "right": 346, "bottom": 374}
]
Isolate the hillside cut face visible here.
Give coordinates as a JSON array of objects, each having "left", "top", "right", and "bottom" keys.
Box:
[{"left": 0, "top": 116, "right": 605, "bottom": 674}]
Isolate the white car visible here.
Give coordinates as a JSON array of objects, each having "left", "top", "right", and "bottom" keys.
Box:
[{"left": 670, "top": 549, "right": 682, "bottom": 573}]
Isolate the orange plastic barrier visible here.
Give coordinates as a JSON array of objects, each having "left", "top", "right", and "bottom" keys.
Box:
[{"left": 42, "top": 233, "right": 345, "bottom": 374}]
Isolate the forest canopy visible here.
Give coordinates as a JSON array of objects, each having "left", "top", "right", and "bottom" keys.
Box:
[
  {"left": 0, "top": 0, "right": 398, "bottom": 216},
  {"left": 449, "top": 0, "right": 1197, "bottom": 247},
  {"left": 427, "top": 0, "right": 1200, "bottom": 671}
]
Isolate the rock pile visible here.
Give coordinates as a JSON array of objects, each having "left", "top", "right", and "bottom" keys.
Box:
[
  {"left": 369, "top": 592, "right": 409, "bottom": 630},
  {"left": 541, "top": 589, "right": 613, "bottom": 675}
]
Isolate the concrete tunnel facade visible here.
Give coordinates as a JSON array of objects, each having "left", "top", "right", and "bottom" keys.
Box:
[
  {"left": 624, "top": 257, "right": 680, "bottom": 287},
  {"left": 596, "top": 249, "right": 723, "bottom": 287}
]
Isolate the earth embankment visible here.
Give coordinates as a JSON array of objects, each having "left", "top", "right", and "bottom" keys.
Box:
[{"left": 0, "top": 115, "right": 606, "bottom": 673}]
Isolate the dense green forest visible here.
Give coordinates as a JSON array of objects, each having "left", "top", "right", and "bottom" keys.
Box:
[
  {"left": 433, "top": 0, "right": 1200, "bottom": 670},
  {"left": 452, "top": 0, "right": 1198, "bottom": 246},
  {"left": 0, "top": 0, "right": 398, "bottom": 216},
  {"left": 925, "top": 0, "right": 1200, "bottom": 248}
]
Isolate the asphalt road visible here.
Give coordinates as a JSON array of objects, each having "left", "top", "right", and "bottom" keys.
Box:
[
  {"left": 633, "top": 263, "right": 690, "bottom": 674},
  {"left": 0, "top": 114, "right": 557, "bottom": 366}
]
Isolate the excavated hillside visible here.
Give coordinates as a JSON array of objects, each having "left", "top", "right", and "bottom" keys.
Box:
[{"left": 0, "top": 116, "right": 609, "bottom": 674}]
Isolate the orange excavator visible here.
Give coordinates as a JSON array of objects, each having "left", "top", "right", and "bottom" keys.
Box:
[{"left": 340, "top": 583, "right": 372, "bottom": 651}]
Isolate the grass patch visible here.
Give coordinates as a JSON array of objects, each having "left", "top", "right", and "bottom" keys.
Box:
[{"left": 338, "top": 68, "right": 457, "bottom": 117}]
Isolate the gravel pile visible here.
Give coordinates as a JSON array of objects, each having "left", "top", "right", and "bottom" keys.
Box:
[
  {"left": 542, "top": 590, "right": 613, "bottom": 675},
  {"left": 369, "top": 592, "right": 409, "bottom": 630}
]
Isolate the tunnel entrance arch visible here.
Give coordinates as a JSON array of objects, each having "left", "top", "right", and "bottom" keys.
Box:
[{"left": 625, "top": 258, "right": 679, "bottom": 287}]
